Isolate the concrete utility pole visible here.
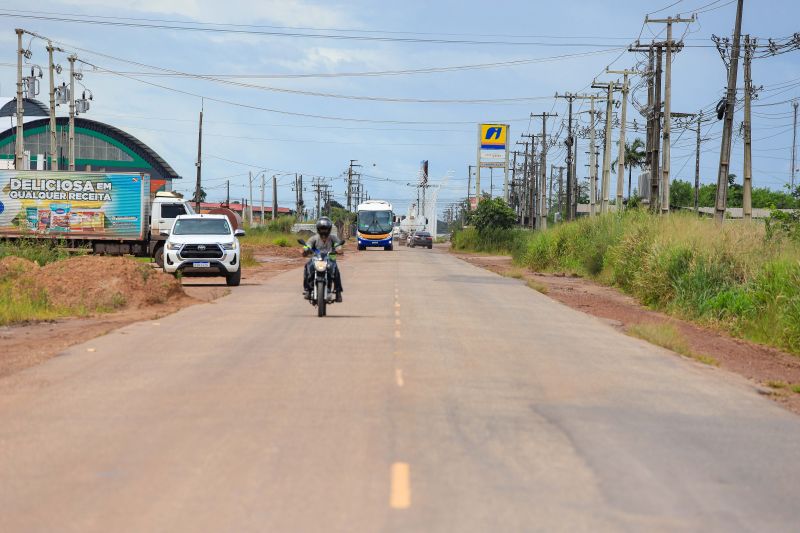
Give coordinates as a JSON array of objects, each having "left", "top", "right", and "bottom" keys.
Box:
[
  {"left": 742, "top": 34, "right": 756, "bottom": 221},
  {"left": 15, "top": 29, "right": 24, "bottom": 169},
  {"left": 556, "top": 93, "right": 577, "bottom": 220},
  {"left": 68, "top": 54, "right": 77, "bottom": 171},
  {"left": 272, "top": 174, "right": 278, "bottom": 221},
  {"left": 714, "top": 0, "right": 744, "bottom": 223},
  {"left": 646, "top": 15, "right": 695, "bottom": 214},
  {"left": 591, "top": 80, "right": 622, "bottom": 213},
  {"left": 531, "top": 113, "right": 557, "bottom": 229},
  {"left": 47, "top": 43, "right": 62, "bottom": 171},
  {"left": 260, "top": 174, "right": 265, "bottom": 224},
  {"left": 607, "top": 69, "right": 640, "bottom": 207},
  {"left": 557, "top": 166, "right": 565, "bottom": 220},
  {"left": 651, "top": 45, "right": 663, "bottom": 210},
  {"left": 590, "top": 99, "right": 598, "bottom": 216},
  {"left": 673, "top": 112, "right": 702, "bottom": 212},
  {"left": 248, "top": 171, "right": 254, "bottom": 226},
  {"left": 695, "top": 113, "right": 702, "bottom": 213},
  {"left": 792, "top": 101, "right": 799, "bottom": 189},
  {"left": 194, "top": 100, "right": 203, "bottom": 212},
  {"left": 346, "top": 159, "right": 360, "bottom": 211},
  {"left": 516, "top": 142, "right": 529, "bottom": 224}
]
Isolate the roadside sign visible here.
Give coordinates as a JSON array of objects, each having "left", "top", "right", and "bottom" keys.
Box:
[{"left": 479, "top": 124, "right": 507, "bottom": 163}]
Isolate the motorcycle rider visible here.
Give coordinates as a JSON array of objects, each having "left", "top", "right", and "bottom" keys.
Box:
[{"left": 303, "top": 217, "right": 344, "bottom": 302}]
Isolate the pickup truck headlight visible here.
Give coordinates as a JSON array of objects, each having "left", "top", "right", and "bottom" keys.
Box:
[
  {"left": 166, "top": 241, "right": 182, "bottom": 251},
  {"left": 221, "top": 241, "right": 236, "bottom": 250}
]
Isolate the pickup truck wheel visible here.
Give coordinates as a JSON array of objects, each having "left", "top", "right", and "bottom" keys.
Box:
[
  {"left": 226, "top": 267, "right": 242, "bottom": 287},
  {"left": 153, "top": 244, "right": 165, "bottom": 268}
]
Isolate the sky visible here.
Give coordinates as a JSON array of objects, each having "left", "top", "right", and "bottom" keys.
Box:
[{"left": 1, "top": 0, "right": 799, "bottom": 216}]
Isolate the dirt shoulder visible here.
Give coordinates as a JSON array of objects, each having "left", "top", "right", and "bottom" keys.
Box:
[
  {"left": 453, "top": 251, "right": 800, "bottom": 415},
  {"left": 0, "top": 246, "right": 306, "bottom": 379}
]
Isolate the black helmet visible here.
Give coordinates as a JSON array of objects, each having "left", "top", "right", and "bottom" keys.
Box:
[{"left": 316, "top": 216, "right": 333, "bottom": 237}]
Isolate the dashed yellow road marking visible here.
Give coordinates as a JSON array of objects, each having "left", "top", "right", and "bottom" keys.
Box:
[
  {"left": 395, "top": 319, "right": 401, "bottom": 326},
  {"left": 395, "top": 368, "right": 404, "bottom": 387},
  {"left": 394, "top": 302, "right": 401, "bottom": 308},
  {"left": 394, "top": 309, "right": 400, "bottom": 317},
  {"left": 395, "top": 330, "right": 401, "bottom": 339},
  {"left": 390, "top": 462, "right": 411, "bottom": 509}
]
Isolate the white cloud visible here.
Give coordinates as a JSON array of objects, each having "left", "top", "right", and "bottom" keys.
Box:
[{"left": 55, "top": 0, "right": 354, "bottom": 28}]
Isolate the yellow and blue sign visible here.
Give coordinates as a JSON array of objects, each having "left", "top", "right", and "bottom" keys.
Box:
[{"left": 480, "top": 124, "right": 507, "bottom": 150}]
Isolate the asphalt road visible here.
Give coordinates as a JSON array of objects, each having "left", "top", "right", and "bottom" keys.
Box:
[{"left": 1, "top": 246, "right": 800, "bottom": 532}]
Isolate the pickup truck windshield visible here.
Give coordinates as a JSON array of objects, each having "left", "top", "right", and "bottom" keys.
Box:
[{"left": 173, "top": 218, "right": 231, "bottom": 235}]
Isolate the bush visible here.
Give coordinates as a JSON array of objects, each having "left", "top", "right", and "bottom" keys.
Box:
[
  {"left": 265, "top": 215, "right": 295, "bottom": 233},
  {"left": 451, "top": 227, "right": 529, "bottom": 256},
  {"left": 516, "top": 211, "right": 800, "bottom": 354},
  {"left": 468, "top": 198, "right": 517, "bottom": 233}
]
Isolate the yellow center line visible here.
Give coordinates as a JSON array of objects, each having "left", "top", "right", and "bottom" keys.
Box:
[
  {"left": 390, "top": 462, "right": 411, "bottom": 509},
  {"left": 394, "top": 310, "right": 400, "bottom": 317},
  {"left": 395, "top": 319, "right": 401, "bottom": 326},
  {"left": 395, "top": 330, "right": 401, "bottom": 339},
  {"left": 395, "top": 368, "right": 404, "bottom": 387}
]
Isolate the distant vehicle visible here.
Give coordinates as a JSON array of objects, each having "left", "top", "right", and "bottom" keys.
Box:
[
  {"left": 356, "top": 200, "right": 395, "bottom": 251},
  {"left": 162, "top": 214, "right": 245, "bottom": 286},
  {"left": 0, "top": 170, "right": 194, "bottom": 267},
  {"left": 410, "top": 231, "right": 433, "bottom": 249}
]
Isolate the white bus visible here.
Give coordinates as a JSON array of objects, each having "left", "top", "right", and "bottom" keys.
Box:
[{"left": 356, "top": 200, "right": 394, "bottom": 251}]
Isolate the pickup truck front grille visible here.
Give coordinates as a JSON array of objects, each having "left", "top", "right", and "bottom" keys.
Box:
[{"left": 179, "top": 244, "right": 224, "bottom": 259}]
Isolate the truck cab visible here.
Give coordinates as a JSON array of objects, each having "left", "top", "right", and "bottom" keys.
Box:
[{"left": 150, "top": 192, "right": 194, "bottom": 266}]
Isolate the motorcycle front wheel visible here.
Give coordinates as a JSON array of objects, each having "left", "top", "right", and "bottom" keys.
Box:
[{"left": 316, "top": 279, "right": 327, "bottom": 317}]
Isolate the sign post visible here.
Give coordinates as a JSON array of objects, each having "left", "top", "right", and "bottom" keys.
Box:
[{"left": 475, "top": 123, "right": 509, "bottom": 207}]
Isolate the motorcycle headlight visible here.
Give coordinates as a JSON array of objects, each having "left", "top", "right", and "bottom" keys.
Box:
[
  {"left": 314, "top": 260, "right": 327, "bottom": 272},
  {"left": 221, "top": 241, "right": 236, "bottom": 250},
  {"left": 166, "top": 241, "right": 182, "bottom": 251}
]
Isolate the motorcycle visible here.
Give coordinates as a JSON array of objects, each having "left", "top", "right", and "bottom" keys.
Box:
[{"left": 298, "top": 239, "right": 339, "bottom": 317}]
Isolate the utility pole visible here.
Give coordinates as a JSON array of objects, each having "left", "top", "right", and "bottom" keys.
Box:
[
  {"left": 607, "top": 68, "right": 641, "bottom": 207},
  {"left": 194, "top": 100, "right": 203, "bottom": 211},
  {"left": 467, "top": 165, "right": 473, "bottom": 207},
  {"left": 15, "top": 29, "right": 24, "bottom": 169},
  {"left": 646, "top": 15, "right": 695, "bottom": 214},
  {"left": 516, "top": 141, "right": 530, "bottom": 225},
  {"left": 695, "top": 113, "right": 702, "bottom": 213},
  {"left": 260, "top": 173, "right": 265, "bottom": 225},
  {"left": 557, "top": 166, "right": 565, "bottom": 221},
  {"left": 556, "top": 93, "right": 577, "bottom": 221},
  {"left": 714, "top": 0, "right": 744, "bottom": 223},
  {"left": 520, "top": 134, "right": 536, "bottom": 227},
  {"left": 591, "top": 80, "right": 622, "bottom": 213},
  {"left": 792, "top": 101, "right": 799, "bottom": 189},
  {"left": 590, "top": 99, "right": 598, "bottom": 216},
  {"left": 531, "top": 113, "right": 557, "bottom": 229},
  {"left": 46, "top": 43, "right": 62, "bottom": 171},
  {"left": 743, "top": 34, "right": 755, "bottom": 221},
  {"left": 225, "top": 180, "right": 230, "bottom": 207},
  {"left": 272, "top": 174, "right": 278, "bottom": 221},
  {"left": 347, "top": 159, "right": 360, "bottom": 211},
  {"left": 248, "top": 171, "right": 254, "bottom": 226},
  {"left": 68, "top": 54, "right": 76, "bottom": 171}
]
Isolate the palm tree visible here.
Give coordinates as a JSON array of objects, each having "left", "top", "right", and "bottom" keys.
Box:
[{"left": 611, "top": 138, "right": 647, "bottom": 201}]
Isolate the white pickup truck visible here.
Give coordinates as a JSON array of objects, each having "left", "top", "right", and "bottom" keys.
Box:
[{"left": 162, "top": 214, "right": 245, "bottom": 286}]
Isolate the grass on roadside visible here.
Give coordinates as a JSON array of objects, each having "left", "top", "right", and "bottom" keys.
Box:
[
  {"left": 0, "top": 239, "right": 82, "bottom": 266},
  {"left": 628, "top": 322, "right": 719, "bottom": 366}
]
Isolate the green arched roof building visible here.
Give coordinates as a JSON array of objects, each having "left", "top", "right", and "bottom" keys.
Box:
[{"left": 0, "top": 116, "right": 180, "bottom": 193}]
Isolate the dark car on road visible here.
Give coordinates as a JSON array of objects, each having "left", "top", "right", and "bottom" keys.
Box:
[{"left": 410, "top": 231, "right": 433, "bottom": 249}]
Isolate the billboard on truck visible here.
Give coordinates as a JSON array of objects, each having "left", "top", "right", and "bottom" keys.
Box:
[{"left": 0, "top": 170, "right": 149, "bottom": 240}]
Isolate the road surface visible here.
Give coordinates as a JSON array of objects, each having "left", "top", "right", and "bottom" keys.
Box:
[{"left": 1, "top": 246, "right": 799, "bottom": 532}]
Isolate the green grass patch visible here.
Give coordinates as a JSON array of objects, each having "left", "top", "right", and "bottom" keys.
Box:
[
  {"left": 0, "top": 239, "right": 79, "bottom": 266},
  {"left": 628, "top": 322, "right": 718, "bottom": 366},
  {"left": 791, "top": 384, "right": 800, "bottom": 394},
  {"left": 767, "top": 380, "right": 788, "bottom": 389}
]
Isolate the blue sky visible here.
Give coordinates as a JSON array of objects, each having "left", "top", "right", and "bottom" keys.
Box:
[{"left": 1, "top": 0, "right": 798, "bottom": 215}]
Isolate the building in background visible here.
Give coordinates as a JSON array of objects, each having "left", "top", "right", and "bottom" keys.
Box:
[{"left": 0, "top": 98, "right": 180, "bottom": 194}]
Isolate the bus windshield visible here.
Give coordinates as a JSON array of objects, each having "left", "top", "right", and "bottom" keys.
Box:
[{"left": 358, "top": 210, "right": 393, "bottom": 234}]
